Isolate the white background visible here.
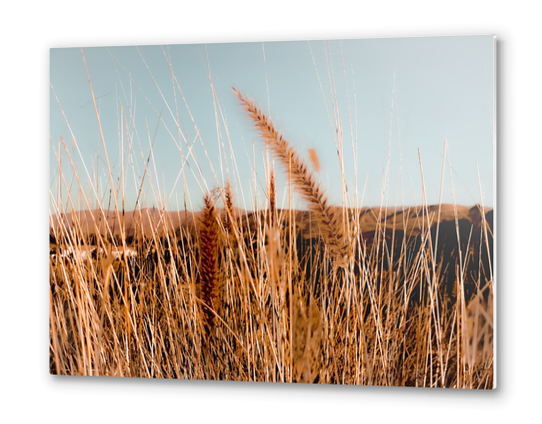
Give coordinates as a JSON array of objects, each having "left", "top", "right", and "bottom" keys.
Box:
[{"left": 1, "top": 1, "right": 540, "bottom": 422}]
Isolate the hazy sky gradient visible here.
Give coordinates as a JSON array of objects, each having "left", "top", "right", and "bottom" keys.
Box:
[{"left": 50, "top": 36, "right": 494, "bottom": 213}]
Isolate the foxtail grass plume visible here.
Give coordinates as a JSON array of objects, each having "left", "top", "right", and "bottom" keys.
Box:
[
  {"left": 233, "top": 87, "right": 351, "bottom": 267},
  {"left": 269, "top": 168, "right": 277, "bottom": 228},
  {"left": 224, "top": 180, "right": 236, "bottom": 239},
  {"left": 198, "top": 193, "right": 221, "bottom": 333},
  {"left": 308, "top": 148, "right": 321, "bottom": 173}
]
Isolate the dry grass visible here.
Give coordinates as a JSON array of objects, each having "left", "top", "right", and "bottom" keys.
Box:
[{"left": 49, "top": 77, "right": 493, "bottom": 388}]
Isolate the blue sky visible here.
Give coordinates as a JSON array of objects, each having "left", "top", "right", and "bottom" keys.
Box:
[{"left": 50, "top": 35, "right": 494, "bottom": 212}]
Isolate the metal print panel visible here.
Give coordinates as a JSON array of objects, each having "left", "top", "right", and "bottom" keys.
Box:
[{"left": 49, "top": 35, "right": 495, "bottom": 388}]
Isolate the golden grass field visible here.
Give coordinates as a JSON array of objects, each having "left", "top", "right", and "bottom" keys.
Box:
[{"left": 50, "top": 85, "right": 494, "bottom": 388}]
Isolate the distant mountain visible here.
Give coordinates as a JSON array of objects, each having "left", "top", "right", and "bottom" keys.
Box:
[{"left": 50, "top": 204, "right": 492, "bottom": 241}]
